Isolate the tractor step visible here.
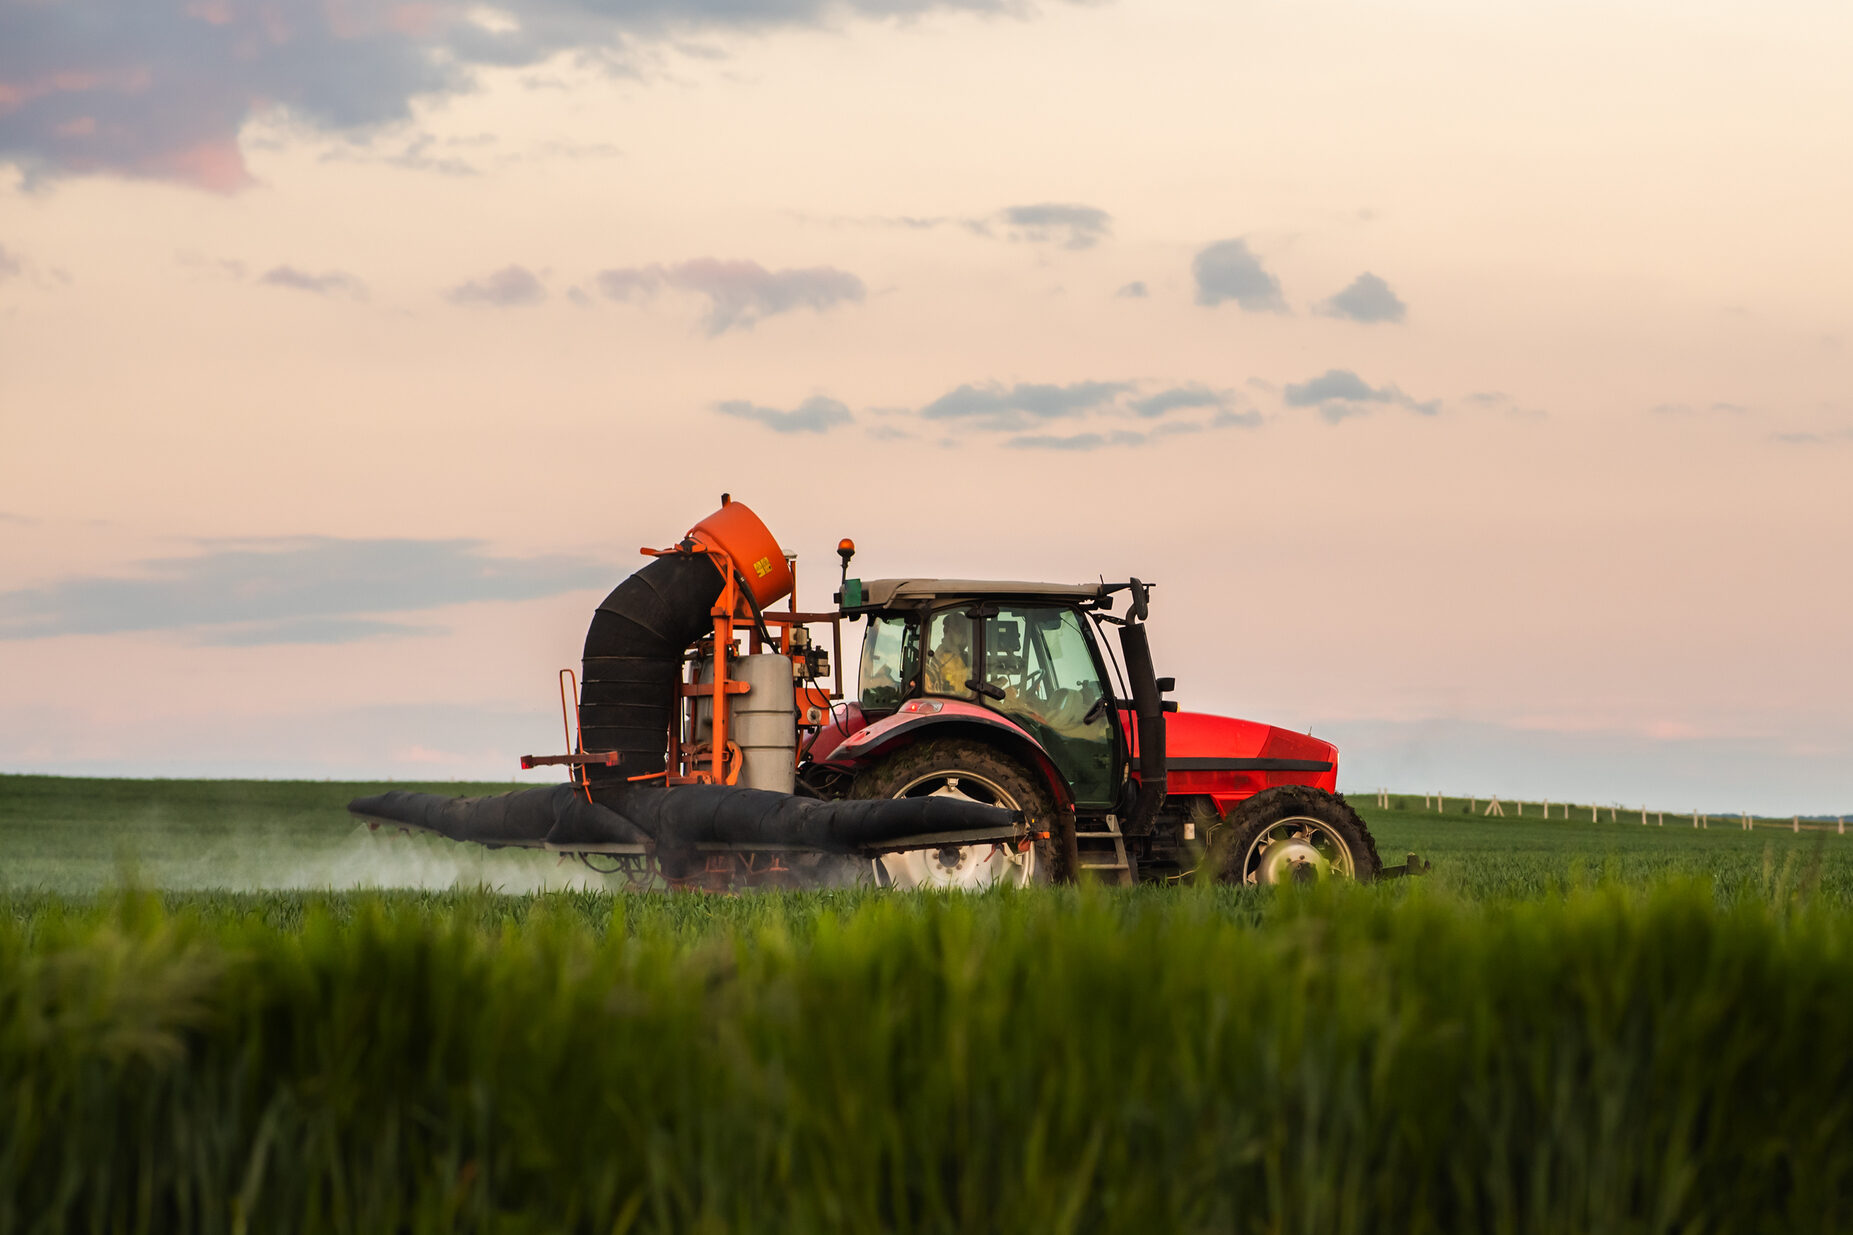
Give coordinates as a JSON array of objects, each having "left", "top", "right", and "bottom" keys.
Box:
[{"left": 1073, "top": 814, "right": 1135, "bottom": 885}]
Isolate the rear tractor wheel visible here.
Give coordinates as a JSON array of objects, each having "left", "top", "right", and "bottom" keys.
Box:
[
  {"left": 1216, "top": 786, "right": 1381, "bottom": 885},
  {"left": 851, "top": 738, "right": 1059, "bottom": 889}
]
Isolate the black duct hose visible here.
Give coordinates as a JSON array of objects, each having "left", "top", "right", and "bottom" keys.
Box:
[
  {"left": 1118, "top": 622, "right": 1167, "bottom": 836},
  {"left": 578, "top": 553, "right": 725, "bottom": 784},
  {"left": 349, "top": 785, "right": 1019, "bottom": 856}
]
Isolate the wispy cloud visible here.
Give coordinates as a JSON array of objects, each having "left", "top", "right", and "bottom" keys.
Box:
[
  {"left": 714, "top": 396, "right": 853, "bottom": 434},
  {"left": 1463, "top": 391, "right": 1547, "bottom": 420},
  {"left": 1771, "top": 428, "right": 1853, "bottom": 445},
  {"left": 1315, "top": 272, "right": 1406, "bottom": 323},
  {"left": 918, "top": 380, "right": 1132, "bottom": 431},
  {"left": 820, "top": 201, "right": 1113, "bottom": 252},
  {"left": 445, "top": 265, "right": 547, "bottom": 307},
  {"left": 0, "top": 244, "right": 20, "bottom": 282},
  {"left": 595, "top": 258, "right": 864, "bottom": 334},
  {"left": 1003, "top": 421, "right": 1214, "bottom": 452},
  {"left": 1283, "top": 369, "right": 1438, "bottom": 423},
  {"left": 1128, "top": 385, "right": 1231, "bottom": 418},
  {"left": 988, "top": 203, "right": 1113, "bottom": 250},
  {"left": 258, "top": 265, "right": 368, "bottom": 300},
  {"left": 0, "top": 537, "right": 609, "bottom": 644},
  {"left": 1115, "top": 281, "right": 1148, "bottom": 299},
  {"left": 1192, "top": 238, "right": 1286, "bottom": 312}
]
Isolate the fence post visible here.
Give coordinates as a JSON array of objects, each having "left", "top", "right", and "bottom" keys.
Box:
[
  {"left": 1794, "top": 816, "right": 1801, "bottom": 833},
  {"left": 1840, "top": 817, "right": 1845, "bottom": 835},
  {"left": 1657, "top": 812, "right": 1663, "bottom": 826},
  {"left": 1562, "top": 803, "right": 1569, "bottom": 820},
  {"left": 1438, "top": 794, "right": 1445, "bottom": 813},
  {"left": 1590, "top": 804, "right": 1599, "bottom": 823},
  {"left": 1516, "top": 801, "right": 1523, "bottom": 817}
]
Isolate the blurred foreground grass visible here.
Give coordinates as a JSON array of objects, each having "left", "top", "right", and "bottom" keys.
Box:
[{"left": 3, "top": 881, "right": 1851, "bottom": 1233}]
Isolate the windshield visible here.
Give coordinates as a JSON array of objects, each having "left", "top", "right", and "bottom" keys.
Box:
[{"left": 857, "top": 615, "right": 917, "bottom": 711}]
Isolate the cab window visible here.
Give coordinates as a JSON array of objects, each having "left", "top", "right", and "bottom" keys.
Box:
[
  {"left": 981, "top": 607, "right": 1113, "bottom": 804},
  {"left": 922, "top": 609, "right": 976, "bottom": 698},
  {"left": 857, "top": 616, "right": 917, "bottom": 711}
]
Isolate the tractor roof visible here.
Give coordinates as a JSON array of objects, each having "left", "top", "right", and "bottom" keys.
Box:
[{"left": 848, "top": 578, "right": 1108, "bottom": 610}]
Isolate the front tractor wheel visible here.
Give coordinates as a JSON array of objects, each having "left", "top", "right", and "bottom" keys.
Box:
[
  {"left": 1216, "top": 786, "right": 1382, "bottom": 885},
  {"left": 852, "top": 738, "right": 1058, "bottom": 890}
]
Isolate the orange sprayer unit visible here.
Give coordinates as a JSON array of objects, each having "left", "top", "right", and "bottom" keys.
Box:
[{"left": 529, "top": 495, "right": 844, "bottom": 796}]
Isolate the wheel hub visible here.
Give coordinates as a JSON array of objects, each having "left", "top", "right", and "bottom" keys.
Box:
[
  {"left": 874, "top": 771, "right": 1033, "bottom": 889},
  {"left": 1243, "top": 816, "right": 1355, "bottom": 885}
]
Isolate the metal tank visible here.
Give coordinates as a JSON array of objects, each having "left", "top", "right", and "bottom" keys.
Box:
[{"left": 694, "top": 650, "right": 796, "bottom": 793}]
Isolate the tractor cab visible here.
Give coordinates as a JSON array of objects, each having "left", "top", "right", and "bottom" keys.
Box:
[{"left": 833, "top": 579, "right": 1140, "bottom": 808}]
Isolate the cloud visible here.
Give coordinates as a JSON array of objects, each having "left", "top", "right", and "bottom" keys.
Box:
[
  {"left": 1771, "top": 429, "right": 1853, "bottom": 446},
  {"left": 993, "top": 203, "right": 1112, "bottom": 250},
  {"left": 1315, "top": 272, "right": 1406, "bottom": 323},
  {"left": 445, "top": 264, "right": 547, "bottom": 307},
  {"left": 1002, "top": 422, "right": 1211, "bottom": 451},
  {"left": 201, "top": 616, "right": 440, "bottom": 647},
  {"left": 0, "top": 511, "right": 36, "bottom": 526},
  {"left": 258, "top": 265, "right": 368, "bottom": 299},
  {"left": 866, "top": 424, "right": 912, "bottom": 441},
  {"left": 1282, "top": 368, "right": 1438, "bottom": 423},
  {"left": 714, "top": 396, "right": 852, "bottom": 434},
  {"left": 1, "top": 0, "right": 1078, "bottom": 191},
  {"left": 0, "top": 537, "right": 609, "bottom": 643},
  {"left": 1004, "top": 430, "right": 1144, "bottom": 451},
  {"left": 823, "top": 203, "right": 1112, "bottom": 252},
  {"left": 1464, "top": 390, "right": 1547, "bottom": 420},
  {"left": 1213, "top": 408, "right": 1263, "bottom": 428},
  {"left": 595, "top": 258, "right": 864, "bottom": 334},
  {"left": 1192, "top": 238, "right": 1286, "bottom": 312},
  {"left": 1115, "top": 281, "right": 1147, "bottom": 299},
  {"left": 917, "top": 380, "right": 1131, "bottom": 431},
  {"left": 1128, "top": 384, "right": 1229, "bottom": 418},
  {"left": 0, "top": 244, "right": 20, "bottom": 282}
]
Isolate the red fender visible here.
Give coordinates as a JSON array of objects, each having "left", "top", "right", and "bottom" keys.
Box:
[{"left": 815, "top": 698, "right": 1074, "bottom": 811}]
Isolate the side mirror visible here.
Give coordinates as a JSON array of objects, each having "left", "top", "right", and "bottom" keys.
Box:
[{"left": 1128, "top": 577, "right": 1149, "bottom": 623}]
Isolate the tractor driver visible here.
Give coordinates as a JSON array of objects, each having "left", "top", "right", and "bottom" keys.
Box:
[{"left": 923, "top": 616, "right": 974, "bottom": 697}]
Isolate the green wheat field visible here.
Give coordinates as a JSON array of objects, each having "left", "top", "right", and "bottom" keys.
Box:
[{"left": 4, "top": 773, "right": 1851, "bottom": 1232}]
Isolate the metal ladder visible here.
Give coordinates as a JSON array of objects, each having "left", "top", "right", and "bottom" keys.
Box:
[{"left": 1073, "top": 813, "right": 1134, "bottom": 885}]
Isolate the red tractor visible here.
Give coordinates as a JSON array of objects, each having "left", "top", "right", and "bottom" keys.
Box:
[
  {"left": 802, "top": 573, "right": 1389, "bottom": 888},
  {"left": 352, "top": 499, "right": 1416, "bottom": 890}
]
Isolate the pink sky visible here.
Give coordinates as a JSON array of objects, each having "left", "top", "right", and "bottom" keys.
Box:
[{"left": 1, "top": 0, "right": 1848, "bottom": 812}]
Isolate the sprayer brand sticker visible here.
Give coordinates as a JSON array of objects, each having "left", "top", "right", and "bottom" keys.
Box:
[{"left": 752, "top": 557, "right": 772, "bottom": 578}]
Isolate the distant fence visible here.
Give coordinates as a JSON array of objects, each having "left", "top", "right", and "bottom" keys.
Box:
[{"left": 1367, "top": 791, "right": 1847, "bottom": 836}]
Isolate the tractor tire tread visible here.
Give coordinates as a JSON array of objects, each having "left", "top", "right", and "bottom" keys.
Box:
[{"left": 1215, "top": 784, "right": 1382, "bottom": 884}]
